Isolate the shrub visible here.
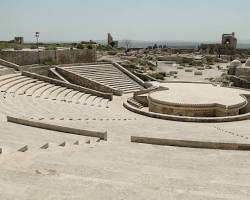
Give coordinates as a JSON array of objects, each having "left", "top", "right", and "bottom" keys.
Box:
[
  {"left": 14, "top": 46, "right": 23, "bottom": 50},
  {"left": 87, "top": 44, "right": 93, "bottom": 49},
  {"left": 148, "top": 72, "right": 166, "bottom": 80},
  {"left": 31, "top": 45, "right": 37, "bottom": 49},
  {"left": 45, "top": 46, "right": 57, "bottom": 50},
  {"left": 43, "top": 59, "right": 58, "bottom": 66},
  {"left": 76, "top": 43, "right": 85, "bottom": 49},
  {"left": 159, "top": 72, "right": 167, "bottom": 77}
]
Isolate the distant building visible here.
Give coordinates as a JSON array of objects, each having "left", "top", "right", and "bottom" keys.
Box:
[
  {"left": 107, "top": 33, "right": 118, "bottom": 48},
  {"left": 14, "top": 37, "right": 24, "bottom": 44},
  {"left": 199, "top": 33, "right": 237, "bottom": 55},
  {"left": 221, "top": 32, "right": 237, "bottom": 49}
]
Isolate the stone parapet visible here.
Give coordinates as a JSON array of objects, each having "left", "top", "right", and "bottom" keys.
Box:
[{"left": 7, "top": 116, "right": 107, "bottom": 140}]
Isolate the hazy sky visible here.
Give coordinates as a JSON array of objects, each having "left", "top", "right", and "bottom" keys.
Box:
[{"left": 0, "top": 0, "right": 249, "bottom": 42}]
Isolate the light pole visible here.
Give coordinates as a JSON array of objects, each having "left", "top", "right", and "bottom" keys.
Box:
[
  {"left": 35, "top": 32, "right": 40, "bottom": 63},
  {"left": 35, "top": 32, "right": 40, "bottom": 49}
]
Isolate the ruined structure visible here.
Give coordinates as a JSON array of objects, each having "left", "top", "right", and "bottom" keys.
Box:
[
  {"left": 107, "top": 33, "right": 118, "bottom": 48},
  {"left": 227, "top": 58, "right": 250, "bottom": 89},
  {"left": 199, "top": 32, "right": 237, "bottom": 55},
  {"left": 222, "top": 32, "right": 237, "bottom": 49},
  {"left": 14, "top": 36, "right": 24, "bottom": 44},
  {"left": 235, "top": 58, "right": 250, "bottom": 81}
]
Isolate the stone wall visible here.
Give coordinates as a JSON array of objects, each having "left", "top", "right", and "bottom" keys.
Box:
[
  {"left": 124, "top": 101, "right": 250, "bottom": 123},
  {"left": 56, "top": 67, "right": 122, "bottom": 96},
  {"left": 0, "top": 49, "right": 96, "bottom": 66},
  {"left": 20, "top": 65, "right": 51, "bottom": 76},
  {"left": 148, "top": 96, "right": 243, "bottom": 117}
]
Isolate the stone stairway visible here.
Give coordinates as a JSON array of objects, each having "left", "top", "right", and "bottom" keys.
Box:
[
  {"left": 61, "top": 64, "right": 143, "bottom": 94},
  {"left": 127, "top": 97, "right": 144, "bottom": 109}
]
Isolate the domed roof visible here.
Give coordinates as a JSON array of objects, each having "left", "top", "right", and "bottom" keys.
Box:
[
  {"left": 245, "top": 58, "right": 250, "bottom": 67},
  {"left": 230, "top": 60, "right": 241, "bottom": 67}
]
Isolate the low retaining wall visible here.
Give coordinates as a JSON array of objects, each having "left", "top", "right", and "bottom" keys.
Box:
[
  {"left": 22, "top": 71, "right": 113, "bottom": 100},
  {"left": 131, "top": 136, "right": 250, "bottom": 151},
  {"left": 20, "top": 65, "right": 52, "bottom": 76},
  {"left": 0, "top": 49, "right": 96, "bottom": 66},
  {"left": 113, "top": 62, "right": 145, "bottom": 87},
  {"left": 0, "top": 58, "right": 20, "bottom": 70},
  {"left": 56, "top": 67, "right": 123, "bottom": 96},
  {"left": 133, "top": 86, "right": 167, "bottom": 106},
  {"left": 49, "top": 68, "right": 70, "bottom": 82},
  {"left": 7, "top": 116, "right": 107, "bottom": 140},
  {"left": 124, "top": 101, "right": 250, "bottom": 123}
]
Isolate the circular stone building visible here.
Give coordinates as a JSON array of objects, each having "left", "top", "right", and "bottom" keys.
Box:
[{"left": 148, "top": 83, "right": 248, "bottom": 117}]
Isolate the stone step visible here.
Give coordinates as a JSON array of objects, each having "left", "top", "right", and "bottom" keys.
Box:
[
  {"left": 16, "top": 81, "right": 43, "bottom": 95},
  {"left": 98, "top": 78, "right": 135, "bottom": 85},
  {"left": 65, "top": 64, "right": 112, "bottom": 70},
  {"left": 48, "top": 87, "right": 68, "bottom": 100},
  {"left": 111, "top": 85, "right": 141, "bottom": 90},
  {"left": 0, "top": 77, "right": 31, "bottom": 92},
  {"left": 40, "top": 86, "right": 62, "bottom": 99},
  {"left": 83, "top": 74, "right": 127, "bottom": 80},
  {"left": 33, "top": 84, "right": 56, "bottom": 98},
  {"left": 122, "top": 89, "right": 141, "bottom": 94},
  {"left": 7, "top": 79, "right": 37, "bottom": 94},
  {"left": 68, "top": 66, "right": 121, "bottom": 73},
  {"left": 0, "top": 74, "right": 21, "bottom": 82},
  {"left": 78, "top": 93, "right": 92, "bottom": 104},
  {"left": 71, "top": 92, "right": 85, "bottom": 104},
  {"left": 56, "top": 89, "right": 73, "bottom": 101},
  {"left": 25, "top": 82, "right": 50, "bottom": 96},
  {"left": 105, "top": 81, "right": 139, "bottom": 87},
  {"left": 0, "top": 76, "right": 26, "bottom": 91},
  {"left": 69, "top": 68, "right": 124, "bottom": 75},
  {"left": 64, "top": 91, "right": 80, "bottom": 102},
  {"left": 127, "top": 98, "right": 144, "bottom": 109}
]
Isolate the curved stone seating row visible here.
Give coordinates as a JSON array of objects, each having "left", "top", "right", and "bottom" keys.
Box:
[
  {"left": 1, "top": 93, "right": 47, "bottom": 118},
  {"left": 0, "top": 92, "right": 26, "bottom": 117},
  {"left": 0, "top": 74, "right": 110, "bottom": 108},
  {"left": 0, "top": 90, "right": 114, "bottom": 121},
  {"left": 60, "top": 63, "right": 143, "bottom": 94},
  {"left": 8, "top": 79, "right": 37, "bottom": 94}
]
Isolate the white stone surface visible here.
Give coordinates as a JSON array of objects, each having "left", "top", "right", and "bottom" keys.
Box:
[
  {"left": 150, "top": 83, "right": 249, "bottom": 107},
  {"left": 0, "top": 73, "right": 250, "bottom": 199}
]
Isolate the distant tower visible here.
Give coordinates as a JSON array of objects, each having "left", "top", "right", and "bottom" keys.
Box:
[
  {"left": 14, "top": 37, "right": 24, "bottom": 44},
  {"left": 222, "top": 32, "right": 237, "bottom": 49},
  {"left": 35, "top": 32, "right": 40, "bottom": 48},
  {"left": 107, "top": 33, "right": 118, "bottom": 48},
  {"left": 108, "top": 33, "right": 113, "bottom": 45}
]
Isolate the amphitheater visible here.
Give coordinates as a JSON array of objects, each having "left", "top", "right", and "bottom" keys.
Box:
[{"left": 0, "top": 58, "right": 250, "bottom": 199}]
